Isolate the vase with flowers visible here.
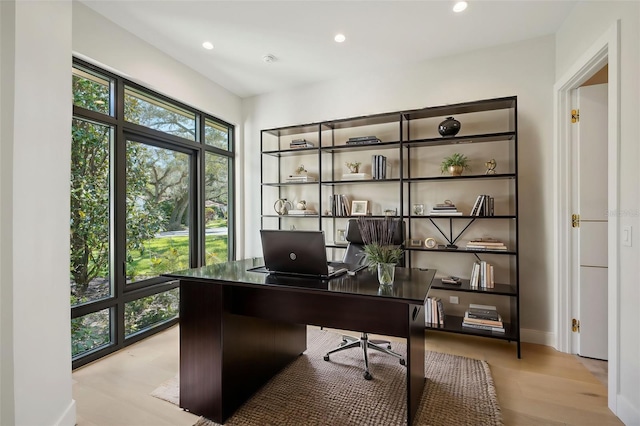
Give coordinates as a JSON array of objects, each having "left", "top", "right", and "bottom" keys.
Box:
[{"left": 357, "top": 217, "right": 404, "bottom": 286}]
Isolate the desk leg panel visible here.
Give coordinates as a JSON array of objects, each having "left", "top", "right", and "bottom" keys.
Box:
[
  {"left": 221, "top": 309, "right": 306, "bottom": 421},
  {"left": 180, "top": 281, "right": 306, "bottom": 424},
  {"left": 180, "top": 281, "right": 224, "bottom": 421},
  {"left": 407, "top": 303, "right": 426, "bottom": 425}
]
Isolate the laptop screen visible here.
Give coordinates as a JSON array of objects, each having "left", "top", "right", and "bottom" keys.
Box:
[{"left": 260, "top": 230, "right": 338, "bottom": 278}]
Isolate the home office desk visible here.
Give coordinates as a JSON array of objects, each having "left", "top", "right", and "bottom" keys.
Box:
[{"left": 165, "top": 258, "right": 435, "bottom": 425}]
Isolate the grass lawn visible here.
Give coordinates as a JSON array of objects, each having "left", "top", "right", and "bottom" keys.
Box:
[{"left": 128, "top": 233, "right": 228, "bottom": 278}]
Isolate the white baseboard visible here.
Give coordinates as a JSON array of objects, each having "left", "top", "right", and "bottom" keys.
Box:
[
  {"left": 617, "top": 394, "right": 640, "bottom": 426},
  {"left": 521, "top": 328, "right": 556, "bottom": 348},
  {"left": 54, "top": 399, "right": 76, "bottom": 426}
]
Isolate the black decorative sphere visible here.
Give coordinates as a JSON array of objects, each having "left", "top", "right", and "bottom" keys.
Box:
[{"left": 438, "top": 117, "right": 461, "bottom": 137}]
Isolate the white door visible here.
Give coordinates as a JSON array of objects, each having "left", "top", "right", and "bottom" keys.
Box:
[{"left": 575, "top": 83, "right": 608, "bottom": 360}]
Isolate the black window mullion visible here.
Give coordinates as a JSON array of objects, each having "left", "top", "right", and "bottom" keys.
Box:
[{"left": 113, "top": 75, "right": 127, "bottom": 349}]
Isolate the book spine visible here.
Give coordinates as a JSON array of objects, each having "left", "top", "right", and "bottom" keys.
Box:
[
  {"left": 382, "top": 156, "right": 386, "bottom": 179},
  {"left": 437, "top": 298, "right": 445, "bottom": 326},
  {"left": 466, "top": 312, "right": 500, "bottom": 321},
  {"left": 464, "top": 318, "right": 503, "bottom": 327},
  {"left": 372, "top": 155, "right": 378, "bottom": 179},
  {"left": 462, "top": 322, "right": 505, "bottom": 332},
  {"left": 479, "top": 260, "right": 487, "bottom": 288}
]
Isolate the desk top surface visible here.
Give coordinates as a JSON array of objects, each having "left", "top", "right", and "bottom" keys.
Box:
[{"left": 165, "top": 258, "right": 435, "bottom": 304}]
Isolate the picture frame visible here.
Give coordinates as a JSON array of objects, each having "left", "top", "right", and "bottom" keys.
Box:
[
  {"left": 407, "top": 238, "right": 423, "bottom": 248},
  {"left": 335, "top": 228, "right": 347, "bottom": 245},
  {"left": 351, "top": 200, "right": 368, "bottom": 216},
  {"left": 413, "top": 203, "right": 424, "bottom": 216}
]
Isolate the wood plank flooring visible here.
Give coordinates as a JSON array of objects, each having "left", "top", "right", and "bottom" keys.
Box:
[{"left": 72, "top": 325, "right": 623, "bottom": 426}]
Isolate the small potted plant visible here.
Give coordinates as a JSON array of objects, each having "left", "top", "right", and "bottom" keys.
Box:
[
  {"left": 345, "top": 161, "right": 361, "bottom": 174},
  {"left": 440, "top": 153, "right": 470, "bottom": 176}
]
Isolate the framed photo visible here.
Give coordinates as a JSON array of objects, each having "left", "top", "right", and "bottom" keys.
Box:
[
  {"left": 407, "top": 238, "right": 423, "bottom": 248},
  {"left": 335, "top": 228, "right": 347, "bottom": 245},
  {"left": 351, "top": 200, "right": 368, "bottom": 216},
  {"left": 413, "top": 204, "right": 424, "bottom": 216}
]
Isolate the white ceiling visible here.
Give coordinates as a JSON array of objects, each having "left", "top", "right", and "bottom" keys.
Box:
[{"left": 80, "top": 0, "right": 579, "bottom": 98}]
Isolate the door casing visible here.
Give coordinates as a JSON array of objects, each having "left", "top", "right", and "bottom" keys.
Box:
[{"left": 553, "top": 20, "right": 620, "bottom": 414}]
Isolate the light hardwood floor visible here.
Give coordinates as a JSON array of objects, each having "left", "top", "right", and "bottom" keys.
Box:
[{"left": 73, "top": 325, "right": 623, "bottom": 426}]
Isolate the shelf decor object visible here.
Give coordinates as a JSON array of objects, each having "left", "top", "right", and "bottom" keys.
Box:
[
  {"left": 345, "top": 161, "right": 361, "bottom": 173},
  {"left": 485, "top": 159, "right": 497, "bottom": 175},
  {"left": 351, "top": 200, "right": 368, "bottom": 216},
  {"left": 440, "top": 153, "right": 470, "bottom": 176},
  {"left": 273, "top": 198, "right": 292, "bottom": 215},
  {"left": 438, "top": 116, "right": 461, "bottom": 136},
  {"left": 260, "top": 96, "right": 519, "bottom": 358}
]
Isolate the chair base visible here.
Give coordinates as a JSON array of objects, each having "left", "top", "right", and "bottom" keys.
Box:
[{"left": 323, "top": 333, "right": 405, "bottom": 380}]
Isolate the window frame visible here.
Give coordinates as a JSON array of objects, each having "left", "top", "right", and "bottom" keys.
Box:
[{"left": 71, "top": 58, "right": 235, "bottom": 369}]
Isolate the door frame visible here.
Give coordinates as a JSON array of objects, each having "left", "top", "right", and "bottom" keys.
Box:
[{"left": 553, "top": 20, "right": 620, "bottom": 414}]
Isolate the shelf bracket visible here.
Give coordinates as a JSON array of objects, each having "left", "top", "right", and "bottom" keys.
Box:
[{"left": 428, "top": 217, "right": 476, "bottom": 247}]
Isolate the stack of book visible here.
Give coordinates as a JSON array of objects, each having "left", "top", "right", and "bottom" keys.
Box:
[
  {"left": 372, "top": 155, "right": 387, "bottom": 179},
  {"left": 329, "top": 194, "right": 350, "bottom": 216},
  {"left": 462, "top": 304, "right": 505, "bottom": 333},
  {"left": 425, "top": 296, "right": 444, "bottom": 327},
  {"left": 345, "top": 136, "right": 381, "bottom": 145},
  {"left": 285, "top": 174, "right": 316, "bottom": 183},
  {"left": 429, "top": 202, "right": 462, "bottom": 216},
  {"left": 469, "top": 260, "right": 495, "bottom": 288},
  {"left": 466, "top": 238, "right": 507, "bottom": 251},
  {"left": 289, "top": 139, "right": 315, "bottom": 149},
  {"left": 470, "top": 194, "right": 495, "bottom": 216}
]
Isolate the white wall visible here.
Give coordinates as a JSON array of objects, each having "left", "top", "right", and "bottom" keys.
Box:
[
  {"left": 1, "top": 1, "right": 76, "bottom": 425},
  {"left": 556, "top": 2, "right": 640, "bottom": 424},
  {"left": 0, "top": 1, "right": 15, "bottom": 424},
  {"left": 243, "top": 35, "right": 557, "bottom": 341}
]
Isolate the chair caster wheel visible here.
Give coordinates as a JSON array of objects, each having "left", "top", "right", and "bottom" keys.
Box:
[
  {"left": 399, "top": 359, "right": 406, "bottom": 366},
  {"left": 364, "top": 372, "right": 373, "bottom": 380},
  {"left": 324, "top": 355, "right": 329, "bottom": 361},
  {"left": 387, "top": 345, "right": 392, "bottom": 349}
]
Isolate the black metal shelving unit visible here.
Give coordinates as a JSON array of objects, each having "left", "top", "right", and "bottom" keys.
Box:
[{"left": 260, "top": 96, "right": 520, "bottom": 357}]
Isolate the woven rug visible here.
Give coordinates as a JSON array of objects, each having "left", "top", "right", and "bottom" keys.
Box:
[{"left": 151, "top": 328, "right": 502, "bottom": 426}]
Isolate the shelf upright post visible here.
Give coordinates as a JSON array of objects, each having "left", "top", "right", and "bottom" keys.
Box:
[
  {"left": 401, "top": 111, "right": 410, "bottom": 267},
  {"left": 260, "top": 130, "right": 264, "bottom": 230},
  {"left": 317, "top": 123, "right": 323, "bottom": 231}
]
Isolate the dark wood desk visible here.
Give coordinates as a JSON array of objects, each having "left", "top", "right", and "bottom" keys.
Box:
[{"left": 165, "top": 259, "right": 435, "bottom": 425}]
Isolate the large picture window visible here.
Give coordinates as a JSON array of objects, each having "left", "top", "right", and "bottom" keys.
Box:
[{"left": 70, "top": 60, "right": 234, "bottom": 367}]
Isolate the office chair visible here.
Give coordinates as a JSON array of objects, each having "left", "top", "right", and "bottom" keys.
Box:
[{"left": 323, "top": 218, "right": 406, "bottom": 380}]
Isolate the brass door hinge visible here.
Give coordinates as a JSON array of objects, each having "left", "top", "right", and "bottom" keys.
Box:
[
  {"left": 571, "top": 109, "right": 580, "bottom": 123},
  {"left": 572, "top": 214, "right": 580, "bottom": 228},
  {"left": 572, "top": 318, "right": 580, "bottom": 332}
]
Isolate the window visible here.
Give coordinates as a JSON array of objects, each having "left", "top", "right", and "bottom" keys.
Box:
[
  {"left": 124, "top": 86, "right": 197, "bottom": 140},
  {"left": 71, "top": 59, "right": 234, "bottom": 367},
  {"left": 205, "top": 152, "right": 230, "bottom": 265},
  {"left": 125, "top": 141, "right": 192, "bottom": 282},
  {"left": 70, "top": 118, "right": 112, "bottom": 306}
]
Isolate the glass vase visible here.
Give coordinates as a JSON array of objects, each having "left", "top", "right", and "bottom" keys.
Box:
[{"left": 377, "top": 262, "right": 396, "bottom": 286}]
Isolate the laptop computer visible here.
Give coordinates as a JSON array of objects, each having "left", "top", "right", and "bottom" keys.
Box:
[{"left": 259, "top": 229, "right": 353, "bottom": 279}]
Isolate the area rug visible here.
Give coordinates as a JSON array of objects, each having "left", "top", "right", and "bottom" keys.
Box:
[{"left": 151, "top": 328, "right": 502, "bottom": 426}]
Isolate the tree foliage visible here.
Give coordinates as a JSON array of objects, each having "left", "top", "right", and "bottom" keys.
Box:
[{"left": 71, "top": 74, "right": 230, "bottom": 296}]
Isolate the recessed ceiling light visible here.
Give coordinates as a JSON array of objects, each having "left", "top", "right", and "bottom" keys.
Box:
[
  {"left": 202, "top": 41, "right": 214, "bottom": 50},
  {"left": 453, "top": 1, "right": 468, "bottom": 12},
  {"left": 334, "top": 34, "right": 346, "bottom": 43}
]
